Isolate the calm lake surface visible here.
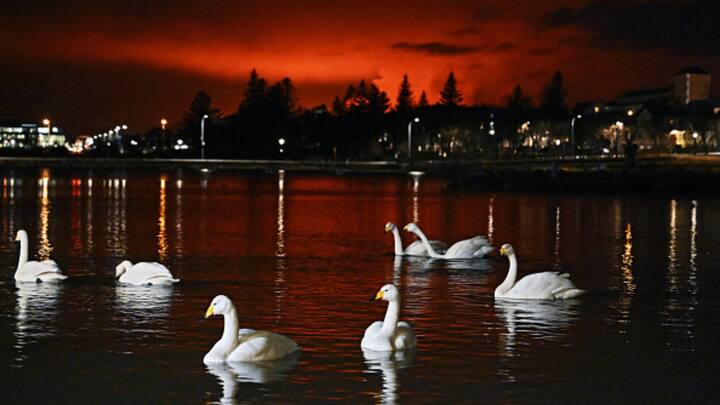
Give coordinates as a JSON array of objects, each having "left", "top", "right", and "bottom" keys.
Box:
[{"left": 1, "top": 167, "right": 719, "bottom": 403}]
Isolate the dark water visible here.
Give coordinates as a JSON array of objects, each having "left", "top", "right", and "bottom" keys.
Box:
[{"left": 1, "top": 167, "right": 719, "bottom": 403}]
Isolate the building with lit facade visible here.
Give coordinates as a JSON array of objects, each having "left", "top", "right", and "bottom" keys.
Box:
[{"left": 0, "top": 121, "right": 66, "bottom": 149}]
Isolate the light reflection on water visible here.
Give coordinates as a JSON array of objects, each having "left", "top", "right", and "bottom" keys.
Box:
[{"left": 0, "top": 168, "right": 719, "bottom": 403}]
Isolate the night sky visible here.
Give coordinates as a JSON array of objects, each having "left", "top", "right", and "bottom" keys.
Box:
[{"left": 2, "top": 0, "right": 718, "bottom": 134}]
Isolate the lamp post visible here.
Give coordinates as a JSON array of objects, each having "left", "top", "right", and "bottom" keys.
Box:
[
  {"left": 200, "top": 114, "right": 209, "bottom": 160},
  {"left": 407, "top": 117, "right": 420, "bottom": 160},
  {"left": 278, "top": 137, "right": 286, "bottom": 156},
  {"left": 160, "top": 118, "right": 168, "bottom": 151},
  {"left": 570, "top": 114, "right": 581, "bottom": 156},
  {"left": 42, "top": 118, "right": 51, "bottom": 148}
]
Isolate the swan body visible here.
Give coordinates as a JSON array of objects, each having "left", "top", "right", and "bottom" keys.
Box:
[
  {"left": 204, "top": 295, "right": 300, "bottom": 364},
  {"left": 403, "top": 223, "right": 494, "bottom": 259},
  {"left": 14, "top": 229, "right": 67, "bottom": 283},
  {"left": 361, "top": 284, "right": 416, "bottom": 352},
  {"left": 495, "top": 244, "right": 586, "bottom": 300},
  {"left": 115, "top": 260, "right": 179, "bottom": 285},
  {"left": 385, "top": 222, "right": 447, "bottom": 257}
]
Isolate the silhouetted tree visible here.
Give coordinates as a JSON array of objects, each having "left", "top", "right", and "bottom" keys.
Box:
[
  {"left": 540, "top": 71, "right": 568, "bottom": 120},
  {"left": 396, "top": 74, "right": 415, "bottom": 112},
  {"left": 440, "top": 72, "right": 463, "bottom": 106},
  {"left": 418, "top": 91, "right": 429, "bottom": 108},
  {"left": 238, "top": 69, "right": 268, "bottom": 114},
  {"left": 505, "top": 85, "right": 532, "bottom": 153}
]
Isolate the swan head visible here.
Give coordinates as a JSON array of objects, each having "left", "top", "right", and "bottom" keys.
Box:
[
  {"left": 14, "top": 229, "right": 27, "bottom": 242},
  {"left": 205, "top": 295, "right": 234, "bottom": 318},
  {"left": 384, "top": 222, "right": 397, "bottom": 233},
  {"left": 373, "top": 284, "right": 399, "bottom": 302},
  {"left": 115, "top": 260, "right": 133, "bottom": 277},
  {"left": 499, "top": 244, "right": 515, "bottom": 256},
  {"left": 402, "top": 223, "right": 419, "bottom": 234}
]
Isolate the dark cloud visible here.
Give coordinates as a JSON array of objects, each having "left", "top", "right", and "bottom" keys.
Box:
[
  {"left": 540, "top": 0, "right": 720, "bottom": 54},
  {"left": 490, "top": 42, "right": 517, "bottom": 53},
  {"left": 391, "top": 41, "right": 482, "bottom": 56}
]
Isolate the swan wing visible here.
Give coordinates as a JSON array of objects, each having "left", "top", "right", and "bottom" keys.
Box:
[
  {"left": 15, "top": 261, "right": 66, "bottom": 282},
  {"left": 228, "top": 330, "right": 300, "bottom": 362},
  {"left": 404, "top": 239, "right": 447, "bottom": 256},
  {"left": 238, "top": 328, "right": 257, "bottom": 338},
  {"left": 511, "top": 272, "right": 583, "bottom": 299},
  {"left": 404, "top": 240, "right": 428, "bottom": 256},
  {"left": 393, "top": 322, "right": 417, "bottom": 350}
]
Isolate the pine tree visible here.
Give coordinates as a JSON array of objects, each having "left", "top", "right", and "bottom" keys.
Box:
[
  {"left": 239, "top": 69, "right": 268, "bottom": 114},
  {"left": 439, "top": 72, "right": 463, "bottom": 106},
  {"left": 539, "top": 71, "right": 568, "bottom": 120},
  {"left": 396, "top": 74, "right": 414, "bottom": 112},
  {"left": 506, "top": 85, "right": 532, "bottom": 113},
  {"left": 418, "top": 91, "right": 429, "bottom": 108}
]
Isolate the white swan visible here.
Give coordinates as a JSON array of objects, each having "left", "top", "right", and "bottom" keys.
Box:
[
  {"left": 495, "top": 244, "right": 586, "bottom": 299},
  {"left": 203, "top": 295, "right": 300, "bottom": 364},
  {"left": 115, "top": 260, "right": 179, "bottom": 285},
  {"left": 361, "top": 284, "right": 416, "bottom": 352},
  {"left": 403, "top": 223, "right": 494, "bottom": 259},
  {"left": 14, "top": 229, "right": 67, "bottom": 283},
  {"left": 385, "top": 222, "right": 447, "bottom": 257}
]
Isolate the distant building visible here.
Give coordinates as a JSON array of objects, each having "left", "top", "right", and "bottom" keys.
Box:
[
  {"left": 673, "top": 67, "right": 711, "bottom": 105},
  {"left": 0, "top": 120, "right": 66, "bottom": 149}
]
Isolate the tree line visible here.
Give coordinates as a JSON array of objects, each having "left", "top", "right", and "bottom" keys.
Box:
[{"left": 141, "top": 69, "right": 571, "bottom": 160}]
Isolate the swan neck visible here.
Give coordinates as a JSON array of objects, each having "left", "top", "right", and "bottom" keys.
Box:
[
  {"left": 381, "top": 299, "right": 400, "bottom": 337},
  {"left": 17, "top": 233, "right": 28, "bottom": 269},
  {"left": 414, "top": 228, "right": 440, "bottom": 258},
  {"left": 497, "top": 253, "right": 518, "bottom": 294},
  {"left": 391, "top": 228, "right": 404, "bottom": 256},
  {"left": 220, "top": 307, "right": 240, "bottom": 350}
]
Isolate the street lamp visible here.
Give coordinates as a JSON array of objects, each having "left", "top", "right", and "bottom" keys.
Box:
[
  {"left": 570, "top": 114, "right": 581, "bottom": 156},
  {"left": 42, "top": 118, "right": 51, "bottom": 148},
  {"left": 408, "top": 117, "right": 420, "bottom": 160},
  {"left": 160, "top": 118, "right": 168, "bottom": 151},
  {"left": 200, "top": 114, "right": 209, "bottom": 160},
  {"left": 278, "top": 137, "right": 286, "bottom": 155}
]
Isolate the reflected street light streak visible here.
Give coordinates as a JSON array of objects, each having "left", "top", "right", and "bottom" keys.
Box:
[
  {"left": 38, "top": 170, "right": 52, "bottom": 260},
  {"left": 275, "top": 170, "right": 286, "bottom": 257},
  {"left": 158, "top": 176, "right": 168, "bottom": 262},
  {"left": 621, "top": 223, "right": 636, "bottom": 294},
  {"left": 175, "top": 179, "right": 184, "bottom": 258},
  {"left": 411, "top": 173, "right": 420, "bottom": 224},
  {"left": 553, "top": 205, "right": 561, "bottom": 270},
  {"left": 667, "top": 199, "right": 678, "bottom": 292},
  {"left": 487, "top": 197, "right": 495, "bottom": 243}
]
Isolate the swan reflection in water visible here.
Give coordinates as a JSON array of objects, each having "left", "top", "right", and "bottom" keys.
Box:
[
  {"left": 494, "top": 299, "right": 580, "bottom": 356},
  {"left": 206, "top": 353, "right": 300, "bottom": 404},
  {"left": 363, "top": 349, "right": 416, "bottom": 405},
  {"left": 14, "top": 282, "right": 63, "bottom": 363},
  {"left": 113, "top": 284, "right": 174, "bottom": 327}
]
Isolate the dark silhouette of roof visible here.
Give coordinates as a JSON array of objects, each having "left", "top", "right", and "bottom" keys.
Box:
[{"left": 675, "top": 67, "right": 709, "bottom": 75}]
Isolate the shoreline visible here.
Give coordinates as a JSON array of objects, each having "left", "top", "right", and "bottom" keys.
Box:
[{"left": 1, "top": 155, "right": 719, "bottom": 193}]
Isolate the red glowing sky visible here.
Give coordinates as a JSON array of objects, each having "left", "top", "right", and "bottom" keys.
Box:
[{"left": 1, "top": 0, "right": 718, "bottom": 133}]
